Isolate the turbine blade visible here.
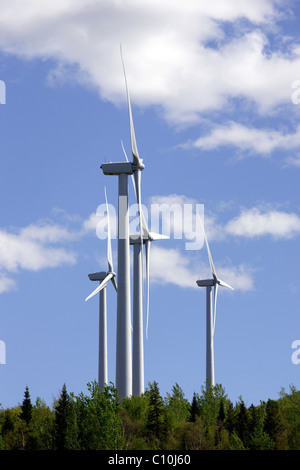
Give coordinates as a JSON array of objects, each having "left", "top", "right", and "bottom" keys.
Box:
[
  {"left": 197, "top": 210, "right": 217, "bottom": 279},
  {"left": 134, "top": 170, "right": 144, "bottom": 242},
  {"left": 218, "top": 279, "right": 234, "bottom": 290},
  {"left": 121, "top": 139, "right": 130, "bottom": 163},
  {"left": 104, "top": 187, "right": 114, "bottom": 273},
  {"left": 213, "top": 283, "right": 218, "bottom": 336},
  {"left": 134, "top": 169, "right": 145, "bottom": 306},
  {"left": 148, "top": 232, "right": 169, "bottom": 241},
  {"left": 145, "top": 239, "right": 151, "bottom": 339},
  {"left": 120, "top": 46, "right": 141, "bottom": 166},
  {"left": 122, "top": 140, "right": 149, "bottom": 237},
  {"left": 85, "top": 273, "right": 113, "bottom": 302},
  {"left": 111, "top": 275, "right": 118, "bottom": 292}
]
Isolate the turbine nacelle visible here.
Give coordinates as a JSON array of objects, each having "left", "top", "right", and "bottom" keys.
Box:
[
  {"left": 196, "top": 277, "right": 234, "bottom": 290},
  {"left": 130, "top": 232, "right": 169, "bottom": 245}
]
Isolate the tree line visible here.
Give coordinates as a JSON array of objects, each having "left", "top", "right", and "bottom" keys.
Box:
[{"left": 0, "top": 381, "right": 299, "bottom": 450}]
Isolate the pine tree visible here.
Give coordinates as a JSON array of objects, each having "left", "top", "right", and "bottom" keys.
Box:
[
  {"left": 20, "top": 386, "right": 32, "bottom": 425},
  {"left": 224, "top": 400, "right": 236, "bottom": 434},
  {"left": 146, "top": 382, "right": 166, "bottom": 447},
  {"left": 54, "top": 383, "right": 70, "bottom": 450},
  {"left": 217, "top": 399, "right": 226, "bottom": 424},
  {"left": 263, "top": 399, "right": 286, "bottom": 449},
  {"left": 189, "top": 392, "right": 201, "bottom": 422},
  {"left": 236, "top": 400, "right": 250, "bottom": 448}
]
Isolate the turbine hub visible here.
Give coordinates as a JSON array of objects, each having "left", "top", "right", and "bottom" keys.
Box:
[{"left": 132, "top": 161, "right": 145, "bottom": 171}]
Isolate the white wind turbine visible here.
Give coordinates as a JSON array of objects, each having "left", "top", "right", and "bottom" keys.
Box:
[
  {"left": 85, "top": 187, "right": 117, "bottom": 391},
  {"left": 120, "top": 52, "right": 168, "bottom": 396},
  {"left": 196, "top": 214, "right": 234, "bottom": 390},
  {"left": 99, "top": 49, "right": 147, "bottom": 398}
]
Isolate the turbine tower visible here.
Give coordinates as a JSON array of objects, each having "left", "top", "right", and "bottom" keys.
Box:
[
  {"left": 196, "top": 215, "right": 234, "bottom": 390},
  {"left": 100, "top": 160, "right": 136, "bottom": 398},
  {"left": 85, "top": 188, "right": 117, "bottom": 391},
  {"left": 130, "top": 222, "right": 168, "bottom": 396},
  {"left": 120, "top": 52, "right": 168, "bottom": 395},
  {"left": 122, "top": 140, "right": 168, "bottom": 396}
]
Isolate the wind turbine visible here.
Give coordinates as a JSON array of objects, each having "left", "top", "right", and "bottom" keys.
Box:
[
  {"left": 99, "top": 51, "right": 147, "bottom": 398},
  {"left": 120, "top": 55, "right": 168, "bottom": 395},
  {"left": 196, "top": 214, "right": 234, "bottom": 390},
  {"left": 85, "top": 188, "right": 117, "bottom": 391}
]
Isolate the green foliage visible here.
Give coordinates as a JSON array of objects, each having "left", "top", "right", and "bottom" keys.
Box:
[
  {"left": 0, "top": 381, "right": 299, "bottom": 450},
  {"left": 165, "top": 383, "right": 190, "bottom": 427},
  {"left": 30, "top": 398, "right": 55, "bottom": 449},
  {"left": 65, "top": 381, "right": 124, "bottom": 450},
  {"left": 278, "top": 385, "right": 300, "bottom": 450}
]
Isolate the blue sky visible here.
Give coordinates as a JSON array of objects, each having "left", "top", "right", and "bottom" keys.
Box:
[{"left": 0, "top": 0, "right": 299, "bottom": 409}]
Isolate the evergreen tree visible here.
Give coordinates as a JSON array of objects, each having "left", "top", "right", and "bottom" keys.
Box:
[
  {"left": 214, "top": 399, "right": 227, "bottom": 448},
  {"left": 249, "top": 404, "right": 259, "bottom": 431},
  {"left": 54, "top": 383, "right": 70, "bottom": 450},
  {"left": 189, "top": 392, "right": 201, "bottom": 422},
  {"left": 20, "top": 386, "right": 32, "bottom": 425},
  {"left": 263, "top": 399, "right": 286, "bottom": 449},
  {"left": 224, "top": 400, "right": 236, "bottom": 434},
  {"left": 217, "top": 399, "right": 226, "bottom": 424},
  {"left": 236, "top": 400, "right": 250, "bottom": 448},
  {"left": 146, "top": 382, "right": 166, "bottom": 447}
]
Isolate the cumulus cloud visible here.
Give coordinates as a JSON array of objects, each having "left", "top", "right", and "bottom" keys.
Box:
[
  {"left": 0, "top": 219, "right": 78, "bottom": 293},
  {"left": 149, "top": 245, "right": 253, "bottom": 291},
  {"left": 187, "top": 122, "right": 300, "bottom": 156},
  {"left": 1, "top": 200, "right": 298, "bottom": 294},
  {"left": 0, "top": 274, "right": 17, "bottom": 294},
  {"left": 0, "top": 227, "right": 77, "bottom": 273},
  {"left": 225, "top": 207, "right": 300, "bottom": 239},
  {"left": 284, "top": 153, "right": 300, "bottom": 168},
  {"left": 0, "top": 0, "right": 298, "bottom": 125}
]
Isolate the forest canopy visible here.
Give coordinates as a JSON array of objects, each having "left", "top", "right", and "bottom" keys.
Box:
[{"left": 0, "top": 381, "right": 299, "bottom": 450}]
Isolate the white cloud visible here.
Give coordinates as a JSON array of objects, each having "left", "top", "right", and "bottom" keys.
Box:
[
  {"left": 216, "top": 265, "right": 255, "bottom": 291},
  {"left": 225, "top": 207, "right": 300, "bottom": 239},
  {"left": 284, "top": 153, "right": 300, "bottom": 168},
  {"left": 82, "top": 213, "right": 101, "bottom": 233},
  {"left": 150, "top": 246, "right": 197, "bottom": 288},
  {"left": 0, "top": 0, "right": 297, "bottom": 124},
  {"left": 19, "top": 221, "right": 76, "bottom": 243},
  {"left": 189, "top": 122, "right": 300, "bottom": 155},
  {"left": 0, "top": 218, "right": 79, "bottom": 286},
  {"left": 0, "top": 274, "right": 17, "bottom": 294},
  {"left": 0, "top": 229, "right": 77, "bottom": 273},
  {"left": 149, "top": 245, "right": 254, "bottom": 291}
]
